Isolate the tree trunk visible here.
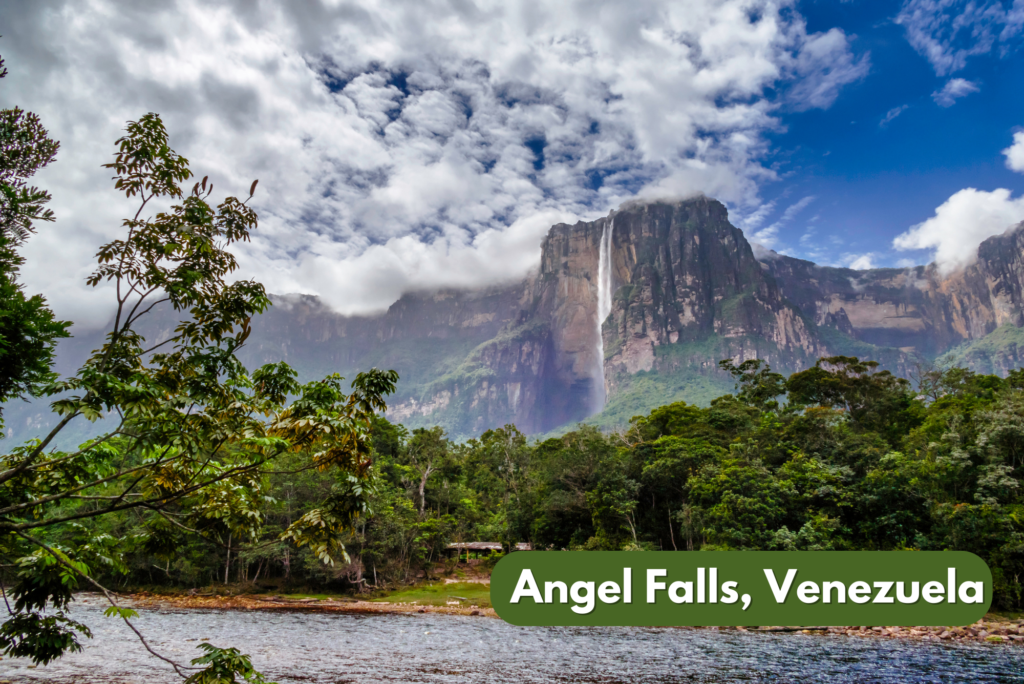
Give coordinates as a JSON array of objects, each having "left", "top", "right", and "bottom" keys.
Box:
[
  {"left": 418, "top": 465, "right": 434, "bottom": 517},
  {"left": 252, "top": 558, "right": 264, "bottom": 585},
  {"left": 224, "top": 534, "right": 232, "bottom": 584}
]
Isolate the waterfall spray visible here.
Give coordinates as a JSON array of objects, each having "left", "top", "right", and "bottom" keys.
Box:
[{"left": 594, "top": 217, "right": 615, "bottom": 411}]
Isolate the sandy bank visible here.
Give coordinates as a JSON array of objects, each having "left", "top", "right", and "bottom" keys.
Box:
[
  {"left": 120, "top": 592, "right": 498, "bottom": 618},
  {"left": 110, "top": 593, "right": 1023, "bottom": 645}
]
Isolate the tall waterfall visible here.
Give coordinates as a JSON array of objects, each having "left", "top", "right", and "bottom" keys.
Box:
[{"left": 594, "top": 217, "right": 615, "bottom": 411}]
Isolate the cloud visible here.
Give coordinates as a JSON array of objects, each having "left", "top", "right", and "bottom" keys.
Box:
[
  {"left": 1004, "top": 130, "right": 1024, "bottom": 172},
  {"left": 846, "top": 253, "right": 876, "bottom": 270},
  {"left": 880, "top": 105, "right": 909, "bottom": 127},
  {"left": 2, "top": 0, "right": 870, "bottom": 326},
  {"left": 751, "top": 195, "right": 815, "bottom": 249},
  {"left": 784, "top": 28, "right": 871, "bottom": 111},
  {"left": 893, "top": 187, "right": 1024, "bottom": 274},
  {"left": 896, "top": 0, "right": 1024, "bottom": 76},
  {"left": 796, "top": 225, "right": 832, "bottom": 263},
  {"left": 735, "top": 200, "right": 776, "bottom": 232},
  {"left": 932, "top": 78, "right": 980, "bottom": 106},
  {"left": 799, "top": 226, "right": 817, "bottom": 246}
]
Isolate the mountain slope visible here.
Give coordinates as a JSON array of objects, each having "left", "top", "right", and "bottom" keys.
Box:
[{"left": 6, "top": 197, "right": 1024, "bottom": 444}]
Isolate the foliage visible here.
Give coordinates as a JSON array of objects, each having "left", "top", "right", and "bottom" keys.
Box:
[
  {"left": 0, "top": 52, "right": 70, "bottom": 417},
  {"left": 186, "top": 643, "right": 276, "bottom": 684},
  {"left": 0, "top": 108, "right": 397, "bottom": 677}
]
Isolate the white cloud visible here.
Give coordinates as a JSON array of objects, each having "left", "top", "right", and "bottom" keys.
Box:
[
  {"left": 735, "top": 200, "right": 776, "bottom": 232},
  {"left": 1004, "top": 130, "right": 1024, "bottom": 172},
  {"left": 896, "top": 0, "right": 1024, "bottom": 76},
  {"left": 846, "top": 253, "right": 876, "bottom": 270},
  {"left": 750, "top": 195, "right": 815, "bottom": 249},
  {"left": 799, "top": 226, "right": 816, "bottom": 246},
  {"left": 2, "top": 0, "right": 869, "bottom": 326},
  {"left": 785, "top": 28, "right": 871, "bottom": 111},
  {"left": 880, "top": 104, "right": 909, "bottom": 127},
  {"left": 893, "top": 187, "right": 1024, "bottom": 274},
  {"left": 932, "top": 78, "right": 980, "bottom": 106},
  {"left": 796, "top": 225, "right": 830, "bottom": 262}
]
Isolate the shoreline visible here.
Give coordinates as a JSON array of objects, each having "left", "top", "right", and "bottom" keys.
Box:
[
  {"left": 100, "top": 593, "right": 1024, "bottom": 645},
  {"left": 108, "top": 592, "right": 500, "bottom": 619}
]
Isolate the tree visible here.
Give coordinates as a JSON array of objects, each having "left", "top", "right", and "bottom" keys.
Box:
[
  {"left": 400, "top": 427, "right": 450, "bottom": 517},
  {"left": 786, "top": 356, "right": 923, "bottom": 445},
  {"left": 0, "top": 112, "right": 397, "bottom": 679},
  {"left": 471, "top": 425, "right": 532, "bottom": 552},
  {"left": 718, "top": 358, "right": 786, "bottom": 412},
  {"left": 0, "top": 53, "right": 70, "bottom": 419}
]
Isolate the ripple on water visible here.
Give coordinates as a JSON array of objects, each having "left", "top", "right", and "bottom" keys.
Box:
[{"left": 1, "top": 602, "right": 1022, "bottom": 683}]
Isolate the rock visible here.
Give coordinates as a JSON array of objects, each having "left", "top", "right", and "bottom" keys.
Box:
[
  {"left": 470, "top": 610, "right": 480, "bottom": 616},
  {"left": 29, "top": 199, "right": 1024, "bottom": 442}
]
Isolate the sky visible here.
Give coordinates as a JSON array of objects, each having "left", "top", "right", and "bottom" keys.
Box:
[{"left": 1, "top": 0, "right": 1023, "bottom": 328}]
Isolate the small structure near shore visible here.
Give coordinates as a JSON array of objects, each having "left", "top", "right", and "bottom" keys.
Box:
[{"left": 446, "top": 541, "right": 531, "bottom": 561}]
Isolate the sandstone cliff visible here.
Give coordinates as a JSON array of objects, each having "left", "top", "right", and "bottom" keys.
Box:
[
  {"left": 9, "top": 198, "right": 1024, "bottom": 443},
  {"left": 370, "top": 199, "right": 1024, "bottom": 437},
  {"left": 761, "top": 220, "right": 1024, "bottom": 357}
]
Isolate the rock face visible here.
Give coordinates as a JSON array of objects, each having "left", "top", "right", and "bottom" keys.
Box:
[
  {"left": 226, "top": 199, "right": 1024, "bottom": 437},
  {"left": 591, "top": 199, "right": 828, "bottom": 398},
  {"left": 13, "top": 197, "right": 1024, "bottom": 443},
  {"left": 760, "top": 221, "right": 1024, "bottom": 357}
]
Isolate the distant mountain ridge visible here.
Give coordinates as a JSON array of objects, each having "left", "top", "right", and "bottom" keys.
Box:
[{"left": 7, "top": 196, "right": 1024, "bottom": 443}]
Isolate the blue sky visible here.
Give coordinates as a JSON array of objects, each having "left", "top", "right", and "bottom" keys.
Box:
[
  {"left": 751, "top": 0, "right": 1024, "bottom": 269},
  {"left": 2, "top": 0, "right": 1023, "bottom": 324}
]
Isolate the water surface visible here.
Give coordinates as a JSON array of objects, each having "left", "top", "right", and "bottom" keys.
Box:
[{"left": 2, "top": 599, "right": 1022, "bottom": 683}]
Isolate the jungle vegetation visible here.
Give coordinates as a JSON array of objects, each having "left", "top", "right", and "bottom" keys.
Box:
[
  {"left": 1, "top": 46, "right": 1023, "bottom": 683},
  {"left": 17, "top": 358, "right": 1021, "bottom": 615}
]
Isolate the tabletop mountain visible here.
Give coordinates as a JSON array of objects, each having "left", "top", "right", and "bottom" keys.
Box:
[{"left": 8, "top": 196, "right": 1024, "bottom": 442}]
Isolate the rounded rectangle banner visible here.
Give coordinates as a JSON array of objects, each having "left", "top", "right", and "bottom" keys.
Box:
[{"left": 491, "top": 551, "right": 991, "bottom": 626}]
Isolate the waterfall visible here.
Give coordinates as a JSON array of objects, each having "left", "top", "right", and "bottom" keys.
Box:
[{"left": 594, "top": 217, "right": 615, "bottom": 411}]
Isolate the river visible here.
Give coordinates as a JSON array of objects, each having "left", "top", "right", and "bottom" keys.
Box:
[{"left": 1, "top": 600, "right": 1022, "bottom": 683}]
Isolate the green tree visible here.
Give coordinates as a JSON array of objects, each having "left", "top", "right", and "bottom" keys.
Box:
[
  {"left": 399, "top": 426, "right": 451, "bottom": 517},
  {"left": 786, "top": 356, "right": 924, "bottom": 445},
  {"left": 718, "top": 358, "right": 787, "bottom": 412},
  {"left": 0, "top": 113, "right": 397, "bottom": 679},
  {"left": 468, "top": 425, "right": 533, "bottom": 552},
  {"left": 0, "top": 53, "right": 70, "bottom": 419}
]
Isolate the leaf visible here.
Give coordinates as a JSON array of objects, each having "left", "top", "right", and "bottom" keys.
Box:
[
  {"left": 249, "top": 179, "right": 258, "bottom": 197},
  {"left": 103, "top": 606, "right": 140, "bottom": 620}
]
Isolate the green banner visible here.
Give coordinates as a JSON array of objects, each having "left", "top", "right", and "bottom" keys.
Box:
[{"left": 491, "top": 551, "right": 991, "bottom": 626}]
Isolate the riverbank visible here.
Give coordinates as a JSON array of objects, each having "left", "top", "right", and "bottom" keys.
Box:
[
  {"left": 106, "top": 592, "right": 1024, "bottom": 645},
  {"left": 117, "top": 591, "right": 499, "bottom": 618}
]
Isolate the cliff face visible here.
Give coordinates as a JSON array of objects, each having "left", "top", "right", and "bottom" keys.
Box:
[
  {"left": 13, "top": 199, "right": 1024, "bottom": 444},
  {"left": 594, "top": 200, "right": 827, "bottom": 390},
  {"left": 241, "top": 201, "right": 1024, "bottom": 438},
  {"left": 761, "top": 220, "right": 1024, "bottom": 357}
]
